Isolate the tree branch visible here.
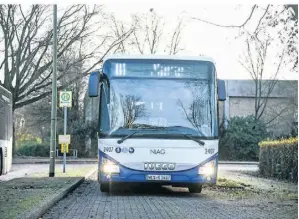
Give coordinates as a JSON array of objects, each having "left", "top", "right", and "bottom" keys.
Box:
[{"left": 192, "top": 5, "right": 257, "bottom": 28}]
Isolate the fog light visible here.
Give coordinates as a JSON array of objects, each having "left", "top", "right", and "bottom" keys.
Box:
[
  {"left": 102, "top": 164, "right": 120, "bottom": 174},
  {"left": 198, "top": 166, "right": 215, "bottom": 176},
  {"left": 198, "top": 160, "right": 216, "bottom": 176}
]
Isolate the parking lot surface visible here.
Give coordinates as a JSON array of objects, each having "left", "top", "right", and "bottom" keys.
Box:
[{"left": 42, "top": 172, "right": 297, "bottom": 219}]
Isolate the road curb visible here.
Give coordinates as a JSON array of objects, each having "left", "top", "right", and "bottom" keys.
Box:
[
  {"left": 218, "top": 161, "right": 259, "bottom": 165},
  {"left": 12, "top": 159, "right": 97, "bottom": 164},
  {"left": 20, "top": 168, "right": 97, "bottom": 219}
]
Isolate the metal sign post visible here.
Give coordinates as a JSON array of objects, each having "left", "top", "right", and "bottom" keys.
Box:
[
  {"left": 59, "top": 91, "right": 72, "bottom": 173},
  {"left": 63, "top": 106, "right": 67, "bottom": 173}
]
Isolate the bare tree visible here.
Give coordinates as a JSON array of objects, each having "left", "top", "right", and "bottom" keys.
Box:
[
  {"left": 120, "top": 94, "right": 146, "bottom": 128},
  {"left": 239, "top": 35, "right": 285, "bottom": 120},
  {"left": 110, "top": 14, "right": 128, "bottom": 54},
  {"left": 111, "top": 9, "right": 185, "bottom": 55},
  {"left": 177, "top": 97, "right": 209, "bottom": 137},
  {"left": 130, "top": 10, "right": 164, "bottom": 54},
  {"left": 0, "top": 5, "right": 133, "bottom": 110},
  {"left": 167, "top": 17, "right": 185, "bottom": 55},
  {"left": 14, "top": 45, "right": 96, "bottom": 155},
  {"left": 192, "top": 5, "right": 297, "bottom": 71},
  {"left": 177, "top": 99, "right": 204, "bottom": 131}
]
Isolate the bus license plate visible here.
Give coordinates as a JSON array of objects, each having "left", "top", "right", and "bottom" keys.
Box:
[{"left": 146, "top": 175, "right": 171, "bottom": 181}]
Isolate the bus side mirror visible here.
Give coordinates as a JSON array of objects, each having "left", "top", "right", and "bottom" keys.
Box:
[
  {"left": 88, "top": 71, "right": 99, "bottom": 97},
  {"left": 217, "top": 79, "right": 226, "bottom": 101}
]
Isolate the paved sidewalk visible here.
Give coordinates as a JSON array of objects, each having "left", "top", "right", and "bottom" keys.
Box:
[
  {"left": 43, "top": 171, "right": 298, "bottom": 219},
  {"left": 0, "top": 164, "right": 96, "bottom": 181},
  {"left": 13, "top": 157, "right": 97, "bottom": 164}
]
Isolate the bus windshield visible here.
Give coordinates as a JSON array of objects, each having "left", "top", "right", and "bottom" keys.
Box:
[{"left": 99, "top": 59, "right": 217, "bottom": 138}]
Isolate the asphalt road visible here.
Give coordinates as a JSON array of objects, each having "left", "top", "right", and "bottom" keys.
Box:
[{"left": 219, "top": 163, "right": 259, "bottom": 172}]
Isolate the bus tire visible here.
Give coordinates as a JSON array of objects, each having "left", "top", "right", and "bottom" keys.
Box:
[
  {"left": 100, "top": 183, "right": 110, "bottom": 193},
  {"left": 188, "top": 184, "right": 202, "bottom": 193}
]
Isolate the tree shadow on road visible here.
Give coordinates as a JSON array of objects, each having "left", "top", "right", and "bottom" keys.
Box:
[{"left": 99, "top": 183, "right": 208, "bottom": 198}]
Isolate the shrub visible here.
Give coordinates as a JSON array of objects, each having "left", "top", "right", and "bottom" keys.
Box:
[
  {"left": 17, "top": 143, "right": 49, "bottom": 157},
  {"left": 16, "top": 133, "right": 42, "bottom": 150},
  {"left": 259, "top": 137, "right": 298, "bottom": 182},
  {"left": 68, "top": 120, "right": 97, "bottom": 157},
  {"left": 219, "top": 115, "right": 268, "bottom": 161}
]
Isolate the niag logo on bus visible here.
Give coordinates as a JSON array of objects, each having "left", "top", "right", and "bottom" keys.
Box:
[
  {"left": 144, "top": 162, "right": 175, "bottom": 171},
  {"left": 150, "top": 149, "right": 165, "bottom": 155}
]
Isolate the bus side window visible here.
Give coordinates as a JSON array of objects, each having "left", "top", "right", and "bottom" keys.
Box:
[{"left": 99, "top": 83, "right": 110, "bottom": 132}]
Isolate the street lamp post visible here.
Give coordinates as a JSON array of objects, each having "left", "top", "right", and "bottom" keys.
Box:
[{"left": 49, "top": 4, "right": 57, "bottom": 177}]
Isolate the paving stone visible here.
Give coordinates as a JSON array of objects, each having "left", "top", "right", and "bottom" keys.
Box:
[{"left": 43, "top": 173, "right": 298, "bottom": 219}]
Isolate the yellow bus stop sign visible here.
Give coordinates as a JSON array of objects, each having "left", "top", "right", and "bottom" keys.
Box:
[{"left": 61, "top": 144, "right": 69, "bottom": 153}]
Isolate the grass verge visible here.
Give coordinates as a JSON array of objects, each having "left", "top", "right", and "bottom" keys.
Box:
[
  {"left": 31, "top": 165, "right": 96, "bottom": 177},
  {"left": 0, "top": 166, "right": 95, "bottom": 219}
]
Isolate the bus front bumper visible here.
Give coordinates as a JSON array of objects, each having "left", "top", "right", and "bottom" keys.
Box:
[{"left": 98, "top": 166, "right": 217, "bottom": 185}]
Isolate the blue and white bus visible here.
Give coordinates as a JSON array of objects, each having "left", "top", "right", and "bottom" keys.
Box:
[
  {"left": 88, "top": 55, "right": 226, "bottom": 193},
  {"left": 0, "top": 85, "right": 13, "bottom": 175}
]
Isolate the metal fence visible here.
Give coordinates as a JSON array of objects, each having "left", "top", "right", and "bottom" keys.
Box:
[{"left": 56, "top": 149, "right": 78, "bottom": 158}]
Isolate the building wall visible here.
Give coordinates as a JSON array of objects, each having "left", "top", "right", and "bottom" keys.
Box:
[
  {"left": 221, "top": 79, "right": 298, "bottom": 137},
  {"left": 229, "top": 96, "right": 296, "bottom": 136}
]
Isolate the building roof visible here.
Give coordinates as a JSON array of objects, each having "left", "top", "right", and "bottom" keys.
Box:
[{"left": 225, "top": 79, "right": 298, "bottom": 98}]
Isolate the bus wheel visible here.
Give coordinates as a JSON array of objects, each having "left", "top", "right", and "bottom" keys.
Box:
[
  {"left": 100, "top": 183, "right": 110, "bottom": 193},
  {"left": 188, "top": 184, "right": 202, "bottom": 193}
]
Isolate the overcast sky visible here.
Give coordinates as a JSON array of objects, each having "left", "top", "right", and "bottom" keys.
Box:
[
  {"left": 0, "top": 3, "right": 297, "bottom": 83},
  {"left": 101, "top": 1, "right": 297, "bottom": 80}
]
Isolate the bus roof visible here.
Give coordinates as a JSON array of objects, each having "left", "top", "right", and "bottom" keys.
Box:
[{"left": 103, "top": 54, "right": 215, "bottom": 64}]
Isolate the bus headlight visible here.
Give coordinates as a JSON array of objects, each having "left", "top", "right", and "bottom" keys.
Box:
[
  {"left": 101, "top": 158, "right": 120, "bottom": 174},
  {"left": 198, "top": 160, "right": 216, "bottom": 176}
]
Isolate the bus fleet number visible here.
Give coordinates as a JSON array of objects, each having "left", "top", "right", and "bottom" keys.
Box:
[
  {"left": 205, "top": 148, "right": 215, "bottom": 154},
  {"left": 104, "top": 147, "right": 113, "bottom": 152}
]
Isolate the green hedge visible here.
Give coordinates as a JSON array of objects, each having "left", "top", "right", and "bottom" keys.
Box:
[
  {"left": 259, "top": 137, "right": 298, "bottom": 182},
  {"left": 17, "top": 143, "right": 49, "bottom": 157}
]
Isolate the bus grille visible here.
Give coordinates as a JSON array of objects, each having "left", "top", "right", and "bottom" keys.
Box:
[{"left": 4, "top": 147, "right": 7, "bottom": 157}]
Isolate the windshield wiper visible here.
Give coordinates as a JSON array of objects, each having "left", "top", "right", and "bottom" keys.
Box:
[
  {"left": 130, "top": 123, "right": 166, "bottom": 129},
  {"left": 117, "top": 131, "right": 139, "bottom": 144},
  {"left": 166, "top": 126, "right": 206, "bottom": 137},
  {"left": 182, "top": 134, "right": 205, "bottom": 146}
]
